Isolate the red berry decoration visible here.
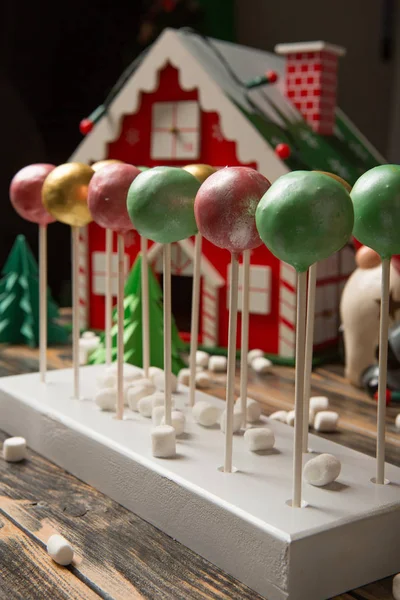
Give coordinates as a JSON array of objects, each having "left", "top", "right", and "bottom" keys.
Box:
[
  {"left": 266, "top": 70, "right": 278, "bottom": 83},
  {"left": 79, "top": 119, "right": 93, "bottom": 135},
  {"left": 275, "top": 143, "right": 291, "bottom": 160},
  {"left": 194, "top": 167, "right": 271, "bottom": 255}
]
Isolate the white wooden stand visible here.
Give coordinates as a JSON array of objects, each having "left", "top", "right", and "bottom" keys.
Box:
[{"left": 0, "top": 365, "right": 399, "bottom": 600}]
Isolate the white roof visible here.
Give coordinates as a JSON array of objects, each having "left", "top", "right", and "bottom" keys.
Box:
[
  {"left": 70, "top": 29, "right": 290, "bottom": 182},
  {"left": 275, "top": 41, "right": 346, "bottom": 57}
]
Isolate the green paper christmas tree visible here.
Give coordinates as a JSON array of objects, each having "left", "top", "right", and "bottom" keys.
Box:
[
  {"left": 0, "top": 235, "right": 68, "bottom": 347},
  {"left": 89, "top": 254, "right": 185, "bottom": 374}
]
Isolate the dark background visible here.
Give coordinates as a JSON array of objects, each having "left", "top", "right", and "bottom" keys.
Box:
[{"left": 0, "top": 0, "right": 397, "bottom": 303}]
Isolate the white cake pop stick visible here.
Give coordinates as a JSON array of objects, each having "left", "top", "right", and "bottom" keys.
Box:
[
  {"left": 239, "top": 249, "right": 250, "bottom": 427},
  {"left": 163, "top": 243, "right": 172, "bottom": 426},
  {"left": 141, "top": 235, "right": 150, "bottom": 379},
  {"left": 189, "top": 233, "right": 202, "bottom": 407},
  {"left": 292, "top": 270, "right": 308, "bottom": 507},
  {"left": 116, "top": 234, "right": 125, "bottom": 420},
  {"left": 302, "top": 262, "right": 317, "bottom": 452},
  {"left": 105, "top": 228, "right": 113, "bottom": 366},
  {"left": 71, "top": 226, "right": 80, "bottom": 399},
  {"left": 224, "top": 254, "right": 239, "bottom": 473},
  {"left": 39, "top": 225, "right": 47, "bottom": 383},
  {"left": 376, "top": 258, "right": 390, "bottom": 484}
]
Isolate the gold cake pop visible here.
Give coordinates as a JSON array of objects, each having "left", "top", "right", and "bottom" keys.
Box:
[
  {"left": 42, "top": 163, "right": 94, "bottom": 227},
  {"left": 183, "top": 164, "right": 216, "bottom": 184}
]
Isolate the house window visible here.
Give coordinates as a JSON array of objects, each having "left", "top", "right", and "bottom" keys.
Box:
[
  {"left": 92, "top": 252, "right": 129, "bottom": 296},
  {"left": 151, "top": 101, "right": 200, "bottom": 160},
  {"left": 227, "top": 264, "right": 271, "bottom": 315}
]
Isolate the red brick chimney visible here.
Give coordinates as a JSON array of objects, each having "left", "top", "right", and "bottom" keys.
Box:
[{"left": 274, "top": 41, "right": 346, "bottom": 136}]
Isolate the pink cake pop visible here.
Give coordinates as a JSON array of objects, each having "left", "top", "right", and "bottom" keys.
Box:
[
  {"left": 194, "top": 166, "right": 271, "bottom": 474},
  {"left": 88, "top": 163, "right": 141, "bottom": 233},
  {"left": 10, "top": 164, "right": 56, "bottom": 225},
  {"left": 87, "top": 162, "right": 141, "bottom": 421},
  {"left": 194, "top": 167, "right": 271, "bottom": 255}
]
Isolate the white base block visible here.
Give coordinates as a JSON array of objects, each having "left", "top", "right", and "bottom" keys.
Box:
[{"left": 0, "top": 365, "right": 399, "bottom": 600}]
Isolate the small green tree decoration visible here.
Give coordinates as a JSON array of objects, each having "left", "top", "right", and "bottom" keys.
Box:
[
  {"left": 0, "top": 235, "right": 68, "bottom": 347},
  {"left": 90, "top": 254, "right": 185, "bottom": 374}
]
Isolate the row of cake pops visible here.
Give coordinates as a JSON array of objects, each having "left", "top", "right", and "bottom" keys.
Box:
[{"left": 10, "top": 160, "right": 400, "bottom": 509}]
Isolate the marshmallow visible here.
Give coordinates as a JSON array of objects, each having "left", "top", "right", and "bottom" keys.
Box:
[
  {"left": 393, "top": 573, "right": 400, "bottom": 600},
  {"left": 106, "top": 363, "right": 143, "bottom": 379},
  {"left": 151, "top": 425, "right": 176, "bottom": 458},
  {"left": 47, "top": 534, "right": 74, "bottom": 566},
  {"left": 96, "top": 372, "right": 117, "bottom": 390},
  {"left": 138, "top": 392, "right": 165, "bottom": 418},
  {"left": 149, "top": 366, "right": 164, "bottom": 382},
  {"left": 208, "top": 355, "right": 227, "bottom": 373},
  {"left": 192, "top": 401, "right": 220, "bottom": 427},
  {"left": 95, "top": 387, "right": 117, "bottom": 411},
  {"left": 220, "top": 409, "right": 242, "bottom": 434},
  {"left": 3, "top": 437, "right": 27, "bottom": 462},
  {"left": 309, "top": 396, "right": 329, "bottom": 424},
  {"left": 153, "top": 371, "right": 178, "bottom": 393},
  {"left": 314, "top": 411, "right": 339, "bottom": 432},
  {"left": 303, "top": 453, "right": 341, "bottom": 487},
  {"left": 236, "top": 398, "right": 262, "bottom": 423},
  {"left": 196, "top": 350, "right": 209, "bottom": 368},
  {"left": 251, "top": 356, "right": 272, "bottom": 373},
  {"left": 152, "top": 405, "right": 166, "bottom": 426},
  {"left": 124, "top": 380, "right": 155, "bottom": 406},
  {"left": 247, "top": 349, "right": 264, "bottom": 366},
  {"left": 161, "top": 410, "right": 185, "bottom": 437},
  {"left": 178, "top": 368, "right": 191, "bottom": 386},
  {"left": 127, "top": 383, "right": 156, "bottom": 411},
  {"left": 79, "top": 335, "right": 100, "bottom": 364},
  {"left": 269, "top": 410, "right": 288, "bottom": 423},
  {"left": 395, "top": 414, "right": 400, "bottom": 430},
  {"left": 195, "top": 372, "right": 212, "bottom": 389},
  {"left": 244, "top": 427, "right": 275, "bottom": 452},
  {"left": 286, "top": 410, "right": 295, "bottom": 426},
  {"left": 82, "top": 330, "right": 96, "bottom": 339}
]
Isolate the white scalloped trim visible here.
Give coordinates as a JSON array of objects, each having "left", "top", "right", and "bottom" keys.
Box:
[{"left": 70, "top": 30, "right": 288, "bottom": 182}]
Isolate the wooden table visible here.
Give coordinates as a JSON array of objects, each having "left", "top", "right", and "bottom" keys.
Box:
[{"left": 0, "top": 345, "right": 398, "bottom": 599}]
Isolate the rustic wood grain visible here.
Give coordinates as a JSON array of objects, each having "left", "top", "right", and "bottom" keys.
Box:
[
  {"left": 0, "top": 341, "right": 399, "bottom": 599},
  {"left": 0, "top": 512, "right": 100, "bottom": 600}
]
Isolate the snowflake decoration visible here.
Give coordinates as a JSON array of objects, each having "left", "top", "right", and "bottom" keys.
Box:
[
  {"left": 125, "top": 128, "right": 140, "bottom": 146},
  {"left": 298, "top": 129, "right": 319, "bottom": 149},
  {"left": 328, "top": 158, "right": 351, "bottom": 180},
  {"left": 212, "top": 123, "right": 223, "bottom": 142}
]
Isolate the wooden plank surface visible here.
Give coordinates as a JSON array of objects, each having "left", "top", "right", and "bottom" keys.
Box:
[{"left": 0, "top": 342, "right": 398, "bottom": 599}]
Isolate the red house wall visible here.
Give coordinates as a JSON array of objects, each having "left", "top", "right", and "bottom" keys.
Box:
[{"left": 88, "top": 63, "right": 281, "bottom": 350}]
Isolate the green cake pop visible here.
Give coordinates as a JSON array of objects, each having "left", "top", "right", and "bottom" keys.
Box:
[
  {"left": 255, "top": 171, "right": 354, "bottom": 272},
  {"left": 127, "top": 167, "right": 200, "bottom": 243},
  {"left": 351, "top": 164, "right": 400, "bottom": 259}
]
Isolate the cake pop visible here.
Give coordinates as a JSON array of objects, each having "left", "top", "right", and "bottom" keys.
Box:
[{"left": 195, "top": 166, "right": 271, "bottom": 472}]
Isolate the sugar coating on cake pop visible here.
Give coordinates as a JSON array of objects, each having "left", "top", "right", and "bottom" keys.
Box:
[
  {"left": 88, "top": 163, "right": 140, "bottom": 233},
  {"left": 256, "top": 171, "right": 354, "bottom": 272},
  {"left": 127, "top": 167, "right": 200, "bottom": 243},
  {"left": 10, "top": 164, "right": 56, "bottom": 225},
  {"left": 351, "top": 164, "right": 400, "bottom": 258},
  {"left": 194, "top": 167, "right": 270, "bottom": 254}
]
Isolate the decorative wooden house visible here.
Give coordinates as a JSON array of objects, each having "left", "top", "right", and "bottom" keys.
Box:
[{"left": 71, "top": 29, "right": 384, "bottom": 357}]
